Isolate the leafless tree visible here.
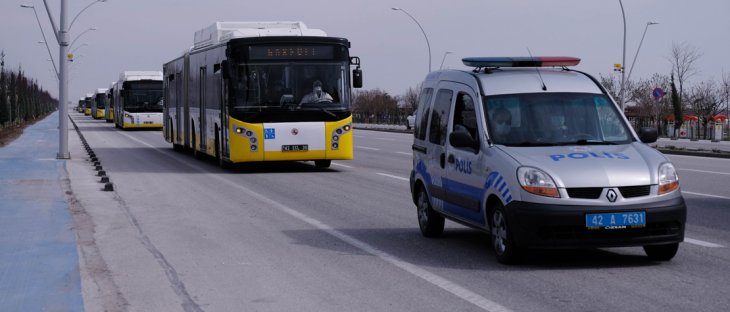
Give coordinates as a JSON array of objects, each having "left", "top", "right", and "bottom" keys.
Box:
[
  {"left": 668, "top": 42, "right": 702, "bottom": 108},
  {"left": 402, "top": 83, "right": 421, "bottom": 113}
]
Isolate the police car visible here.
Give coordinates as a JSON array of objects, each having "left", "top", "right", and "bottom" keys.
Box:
[{"left": 409, "top": 56, "right": 686, "bottom": 264}]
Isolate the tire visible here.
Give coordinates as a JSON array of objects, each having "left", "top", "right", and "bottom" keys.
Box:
[
  {"left": 643, "top": 243, "right": 679, "bottom": 261},
  {"left": 490, "top": 202, "right": 523, "bottom": 264},
  {"left": 416, "top": 187, "right": 444, "bottom": 237},
  {"left": 215, "top": 133, "right": 230, "bottom": 169},
  {"left": 314, "top": 160, "right": 331, "bottom": 168}
]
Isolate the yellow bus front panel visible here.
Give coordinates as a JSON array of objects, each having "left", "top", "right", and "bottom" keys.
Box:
[{"left": 227, "top": 116, "right": 353, "bottom": 163}]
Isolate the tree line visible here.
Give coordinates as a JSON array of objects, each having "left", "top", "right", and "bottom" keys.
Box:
[{"left": 0, "top": 50, "right": 58, "bottom": 129}]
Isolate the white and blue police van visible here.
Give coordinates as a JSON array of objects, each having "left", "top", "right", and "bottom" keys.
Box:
[{"left": 409, "top": 56, "right": 686, "bottom": 264}]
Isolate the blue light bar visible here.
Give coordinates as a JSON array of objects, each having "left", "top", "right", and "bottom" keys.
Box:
[{"left": 462, "top": 56, "right": 581, "bottom": 68}]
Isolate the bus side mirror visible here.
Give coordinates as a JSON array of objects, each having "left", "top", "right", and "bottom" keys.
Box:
[
  {"left": 221, "top": 60, "right": 230, "bottom": 79},
  {"left": 352, "top": 68, "right": 362, "bottom": 88}
]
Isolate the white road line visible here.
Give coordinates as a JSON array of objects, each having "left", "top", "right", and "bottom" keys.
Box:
[
  {"left": 376, "top": 173, "right": 410, "bottom": 182},
  {"left": 682, "top": 191, "right": 730, "bottom": 200},
  {"left": 685, "top": 238, "right": 724, "bottom": 248},
  {"left": 395, "top": 151, "right": 412, "bottom": 156},
  {"left": 118, "top": 131, "right": 511, "bottom": 312},
  {"left": 678, "top": 168, "right": 730, "bottom": 176},
  {"left": 332, "top": 163, "right": 354, "bottom": 169},
  {"left": 356, "top": 146, "right": 380, "bottom": 151}
]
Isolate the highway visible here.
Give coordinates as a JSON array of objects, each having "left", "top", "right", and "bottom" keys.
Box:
[{"left": 67, "top": 112, "right": 730, "bottom": 312}]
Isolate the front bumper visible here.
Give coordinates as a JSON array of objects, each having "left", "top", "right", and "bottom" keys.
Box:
[{"left": 505, "top": 196, "right": 686, "bottom": 249}]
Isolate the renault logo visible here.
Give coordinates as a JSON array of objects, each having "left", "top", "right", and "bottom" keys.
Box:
[
  {"left": 291, "top": 128, "right": 299, "bottom": 135},
  {"left": 606, "top": 189, "right": 618, "bottom": 203}
]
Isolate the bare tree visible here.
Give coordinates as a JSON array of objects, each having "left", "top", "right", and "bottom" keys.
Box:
[
  {"left": 668, "top": 42, "right": 702, "bottom": 108},
  {"left": 687, "top": 80, "right": 722, "bottom": 139},
  {"left": 402, "top": 83, "right": 421, "bottom": 113}
]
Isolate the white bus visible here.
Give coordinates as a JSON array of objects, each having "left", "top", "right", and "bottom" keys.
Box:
[{"left": 112, "top": 71, "right": 164, "bottom": 129}]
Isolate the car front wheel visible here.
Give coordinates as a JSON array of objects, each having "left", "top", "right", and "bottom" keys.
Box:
[
  {"left": 490, "top": 202, "right": 523, "bottom": 264},
  {"left": 643, "top": 243, "right": 679, "bottom": 261}
]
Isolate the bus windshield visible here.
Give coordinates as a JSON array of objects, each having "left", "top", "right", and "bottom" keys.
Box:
[
  {"left": 124, "top": 81, "right": 163, "bottom": 113},
  {"left": 231, "top": 62, "right": 350, "bottom": 112},
  {"left": 484, "top": 93, "right": 633, "bottom": 147}
]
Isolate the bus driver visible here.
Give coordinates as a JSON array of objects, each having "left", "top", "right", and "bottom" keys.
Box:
[{"left": 299, "top": 80, "right": 333, "bottom": 105}]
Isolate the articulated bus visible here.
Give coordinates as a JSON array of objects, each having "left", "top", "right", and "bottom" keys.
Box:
[
  {"left": 78, "top": 98, "right": 85, "bottom": 113},
  {"left": 91, "top": 88, "right": 108, "bottom": 119},
  {"left": 105, "top": 82, "right": 115, "bottom": 122},
  {"left": 112, "top": 71, "right": 164, "bottom": 129},
  {"left": 162, "top": 21, "right": 362, "bottom": 168},
  {"left": 84, "top": 94, "right": 93, "bottom": 116}
]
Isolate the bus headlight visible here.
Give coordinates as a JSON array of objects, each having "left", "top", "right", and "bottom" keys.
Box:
[
  {"left": 658, "top": 162, "right": 679, "bottom": 195},
  {"left": 517, "top": 167, "right": 560, "bottom": 198}
]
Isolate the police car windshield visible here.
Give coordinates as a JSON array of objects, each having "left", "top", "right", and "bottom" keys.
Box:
[{"left": 484, "top": 93, "right": 633, "bottom": 146}]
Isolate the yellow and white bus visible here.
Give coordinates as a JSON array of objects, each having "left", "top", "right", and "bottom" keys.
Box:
[
  {"left": 104, "top": 82, "right": 115, "bottom": 122},
  {"left": 112, "top": 71, "right": 164, "bottom": 129},
  {"left": 162, "top": 21, "right": 362, "bottom": 168},
  {"left": 83, "top": 94, "right": 93, "bottom": 116},
  {"left": 91, "top": 88, "right": 107, "bottom": 119}
]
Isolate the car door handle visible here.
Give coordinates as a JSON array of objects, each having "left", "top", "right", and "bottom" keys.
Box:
[{"left": 447, "top": 154, "right": 455, "bottom": 164}]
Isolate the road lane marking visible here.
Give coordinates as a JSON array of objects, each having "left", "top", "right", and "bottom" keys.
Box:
[
  {"left": 682, "top": 191, "right": 730, "bottom": 200},
  {"left": 396, "top": 152, "right": 412, "bottom": 156},
  {"left": 376, "top": 173, "right": 409, "bottom": 182},
  {"left": 118, "top": 131, "right": 512, "bottom": 312},
  {"left": 332, "top": 163, "right": 354, "bottom": 169},
  {"left": 678, "top": 168, "right": 730, "bottom": 176},
  {"left": 356, "top": 146, "right": 380, "bottom": 151},
  {"left": 685, "top": 238, "right": 724, "bottom": 248}
]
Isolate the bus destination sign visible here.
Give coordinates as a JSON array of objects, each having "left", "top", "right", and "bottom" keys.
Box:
[{"left": 249, "top": 46, "right": 335, "bottom": 60}]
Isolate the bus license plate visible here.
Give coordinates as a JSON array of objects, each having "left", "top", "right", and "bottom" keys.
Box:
[
  {"left": 586, "top": 211, "right": 645, "bottom": 230},
  {"left": 282, "top": 144, "right": 308, "bottom": 152}
]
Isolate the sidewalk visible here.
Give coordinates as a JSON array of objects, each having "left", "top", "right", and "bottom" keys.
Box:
[{"left": 0, "top": 111, "right": 83, "bottom": 311}]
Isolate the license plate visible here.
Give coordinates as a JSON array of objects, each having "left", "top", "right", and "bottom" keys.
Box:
[
  {"left": 282, "top": 144, "right": 308, "bottom": 152},
  {"left": 586, "top": 211, "right": 646, "bottom": 230}
]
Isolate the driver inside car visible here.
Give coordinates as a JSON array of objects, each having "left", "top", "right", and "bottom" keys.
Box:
[{"left": 299, "top": 80, "right": 333, "bottom": 106}]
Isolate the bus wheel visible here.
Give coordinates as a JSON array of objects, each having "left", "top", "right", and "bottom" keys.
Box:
[
  {"left": 215, "top": 134, "right": 230, "bottom": 169},
  {"left": 314, "top": 160, "right": 331, "bottom": 168},
  {"left": 490, "top": 201, "right": 523, "bottom": 264},
  {"left": 417, "top": 186, "right": 444, "bottom": 237}
]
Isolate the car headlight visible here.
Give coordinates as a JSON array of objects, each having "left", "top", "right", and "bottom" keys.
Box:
[
  {"left": 517, "top": 167, "right": 560, "bottom": 198},
  {"left": 658, "top": 162, "right": 679, "bottom": 195}
]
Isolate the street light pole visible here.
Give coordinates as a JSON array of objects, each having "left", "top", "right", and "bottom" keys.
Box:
[
  {"left": 439, "top": 51, "right": 454, "bottom": 70},
  {"left": 20, "top": 5, "right": 58, "bottom": 76},
  {"left": 69, "top": 28, "right": 97, "bottom": 52},
  {"left": 392, "top": 7, "right": 432, "bottom": 73},
  {"left": 57, "top": 0, "right": 70, "bottom": 159},
  {"left": 626, "top": 22, "right": 659, "bottom": 83},
  {"left": 619, "top": 0, "right": 627, "bottom": 112}
]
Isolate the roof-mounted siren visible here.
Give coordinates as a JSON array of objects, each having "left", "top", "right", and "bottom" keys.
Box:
[{"left": 462, "top": 56, "right": 581, "bottom": 69}]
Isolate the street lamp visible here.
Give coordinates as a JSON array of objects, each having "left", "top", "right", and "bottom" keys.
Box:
[
  {"left": 439, "top": 51, "right": 454, "bottom": 70},
  {"left": 32, "top": 0, "right": 108, "bottom": 159},
  {"left": 69, "top": 28, "right": 97, "bottom": 52},
  {"left": 618, "top": 0, "right": 627, "bottom": 112},
  {"left": 626, "top": 21, "right": 659, "bottom": 83},
  {"left": 392, "top": 7, "right": 432, "bottom": 73},
  {"left": 20, "top": 4, "right": 58, "bottom": 76},
  {"left": 70, "top": 43, "right": 89, "bottom": 55},
  {"left": 69, "top": 0, "right": 107, "bottom": 31}
]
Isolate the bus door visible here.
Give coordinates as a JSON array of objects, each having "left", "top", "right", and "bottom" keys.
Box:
[
  {"left": 199, "top": 66, "right": 207, "bottom": 151},
  {"left": 218, "top": 65, "right": 229, "bottom": 157}
]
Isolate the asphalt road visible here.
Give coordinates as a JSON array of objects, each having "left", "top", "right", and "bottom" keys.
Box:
[{"left": 68, "top": 113, "right": 730, "bottom": 312}]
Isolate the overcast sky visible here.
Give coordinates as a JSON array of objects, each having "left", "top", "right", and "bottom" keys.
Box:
[{"left": 1, "top": 0, "right": 728, "bottom": 101}]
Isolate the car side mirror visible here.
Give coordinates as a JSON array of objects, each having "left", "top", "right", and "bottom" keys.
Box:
[
  {"left": 449, "top": 131, "right": 479, "bottom": 153},
  {"left": 638, "top": 127, "right": 658, "bottom": 143},
  {"left": 352, "top": 68, "right": 362, "bottom": 88}
]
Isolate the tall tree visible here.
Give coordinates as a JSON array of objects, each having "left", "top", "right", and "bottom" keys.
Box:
[
  {"left": 0, "top": 50, "right": 7, "bottom": 125},
  {"left": 670, "top": 73, "right": 682, "bottom": 138}
]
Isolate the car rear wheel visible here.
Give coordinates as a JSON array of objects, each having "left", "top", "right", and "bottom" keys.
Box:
[
  {"left": 417, "top": 187, "right": 444, "bottom": 237},
  {"left": 643, "top": 243, "right": 679, "bottom": 261},
  {"left": 490, "top": 202, "right": 523, "bottom": 264}
]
